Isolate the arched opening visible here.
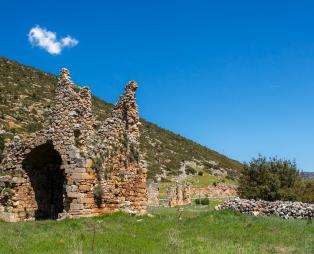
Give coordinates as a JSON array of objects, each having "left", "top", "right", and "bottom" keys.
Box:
[{"left": 22, "top": 142, "right": 65, "bottom": 220}]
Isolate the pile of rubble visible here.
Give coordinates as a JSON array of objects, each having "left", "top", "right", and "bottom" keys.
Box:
[{"left": 217, "top": 197, "right": 314, "bottom": 219}]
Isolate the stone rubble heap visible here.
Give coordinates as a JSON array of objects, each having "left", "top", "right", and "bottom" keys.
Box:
[{"left": 218, "top": 197, "right": 314, "bottom": 219}]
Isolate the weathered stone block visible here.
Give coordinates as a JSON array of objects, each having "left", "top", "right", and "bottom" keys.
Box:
[{"left": 79, "top": 185, "right": 91, "bottom": 192}]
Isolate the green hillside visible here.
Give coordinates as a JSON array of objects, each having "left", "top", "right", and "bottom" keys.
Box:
[{"left": 0, "top": 56, "right": 242, "bottom": 178}]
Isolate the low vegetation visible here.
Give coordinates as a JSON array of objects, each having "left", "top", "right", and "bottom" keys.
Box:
[
  {"left": 0, "top": 204, "right": 313, "bottom": 254},
  {"left": 194, "top": 198, "right": 210, "bottom": 205},
  {"left": 239, "top": 155, "right": 313, "bottom": 203},
  {"left": 186, "top": 174, "right": 235, "bottom": 188},
  {"left": 303, "top": 180, "right": 314, "bottom": 203}
]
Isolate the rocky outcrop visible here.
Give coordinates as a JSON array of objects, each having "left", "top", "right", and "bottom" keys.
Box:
[
  {"left": 218, "top": 198, "right": 314, "bottom": 219},
  {"left": 0, "top": 69, "right": 147, "bottom": 222}
]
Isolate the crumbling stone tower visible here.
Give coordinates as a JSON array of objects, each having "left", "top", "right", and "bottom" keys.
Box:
[{"left": 0, "top": 69, "right": 147, "bottom": 222}]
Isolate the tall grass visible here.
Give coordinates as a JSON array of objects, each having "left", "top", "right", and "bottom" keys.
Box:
[{"left": 0, "top": 205, "right": 313, "bottom": 254}]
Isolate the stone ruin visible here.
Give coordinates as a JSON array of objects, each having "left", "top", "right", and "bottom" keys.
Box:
[
  {"left": 167, "top": 181, "right": 191, "bottom": 207},
  {"left": 0, "top": 68, "right": 147, "bottom": 222},
  {"left": 218, "top": 198, "right": 314, "bottom": 219},
  {"left": 147, "top": 181, "right": 160, "bottom": 207}
]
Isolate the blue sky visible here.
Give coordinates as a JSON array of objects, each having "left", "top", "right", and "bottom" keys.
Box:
[{"left": 1, "top": 0, "right": 314, "bottom": 171}]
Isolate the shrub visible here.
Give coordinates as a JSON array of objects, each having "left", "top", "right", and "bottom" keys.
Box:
[
  {"left": 92, "top": 157, "right": 103, "bottom": 171},
  {"left": 226, "top": 168, "right": 238, "bottom": 181},
  {"left": 25, "top": 122, "right": 42, "bottom": 133},
  {"left": 195, "top": 198, "right": 209, "bottom": 205},
  {"left": 239, "top": 155, "right": 305, "bottom": 202},
  {"left": 0, "top": 187, "right": 14, "bottom": 197},
  {"left": 93, "top": 184, "right": 104, "bottom": 199},
  {"left": 129, "top": 143, "right": 139, "bottom": 162},
  {"left": 185, "top": 165, "right": 197, "bottom": 175},
  {"left": 303, "top": 180, "right": 314, "bottom": 203},
  {"left": 197, "top": 171, "right": 204, "bottom": 176}
]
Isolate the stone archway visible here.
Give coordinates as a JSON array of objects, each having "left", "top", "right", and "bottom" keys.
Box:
[{"left": 22, "top": 142, "right": 65, "bottom": 220}]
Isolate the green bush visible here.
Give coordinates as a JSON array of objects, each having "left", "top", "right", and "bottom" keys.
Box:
[
  {"left": 303, "top": 180, "right": 314, "bottom": 203},
  {"left": 0, "top": 187, "right": 14, "bottom": 196},
  {"left": 185, "top": 165, "right": 197, "bottom": 175},
  {"left": 25, "top": 122, "right": 43, "bottom": 133},
  {"left": 93, "top": 184, "right": 104, "bottom": 199},
  {"left": 195, "top": 198, "right": 209, "bottom": 205},
  {"left": 226, "top": 168, "right": 238, "bottom": 180},
  {"left": 239, "top": 155, "right": 305, "bottom": 202},
  {"left": 197, "top": 171, "right": 204, "bottom": 176}
]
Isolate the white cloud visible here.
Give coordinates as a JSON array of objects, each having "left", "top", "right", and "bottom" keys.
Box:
[
  {"left": 61, "top": 36, "right": 79, "bottom": 47},
  {"left": 28, "top": 25, "right": 79, "bottom": 55}
]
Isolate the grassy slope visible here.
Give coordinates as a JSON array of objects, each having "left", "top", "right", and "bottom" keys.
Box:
[
  {"left": 0, "top": 56, "right": 242, "bottom": 178},
  {"left": 0, "top": 205, "right": 313, "bottom": 254}
]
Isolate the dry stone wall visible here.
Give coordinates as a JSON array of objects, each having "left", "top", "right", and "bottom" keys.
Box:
[
  {"left": 218, "top": 198, "right": 314, "bottom": 219},
  {"left": 0, "top": 69, "right": 147, "bottom": 222}
]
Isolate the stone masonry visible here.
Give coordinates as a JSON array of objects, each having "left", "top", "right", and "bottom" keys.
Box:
[
  {"left": 0, "top": 68, "right": 147, "bottom": 222},
  {"left": 147, "top": 181, "right": 160, "bottom": 207},
  {"left": 218, "top": 198, "right": 314, "bottom": 219},
  {"left": 167, "top": 181, "right": 191, "bottom": 207}
]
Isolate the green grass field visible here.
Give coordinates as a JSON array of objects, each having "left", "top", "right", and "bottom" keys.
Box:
[{"left": 0, "top": 204, "right": 313, "bottom": 254}]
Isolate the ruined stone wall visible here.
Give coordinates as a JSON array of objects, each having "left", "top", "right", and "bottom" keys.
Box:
[
  {"left": 183, "top": 184, "right": 191, "bottom": 204},
  {"left": 0, "top": 69, "right": 147, "bottom": 222},
  {"left": 147, "top": 181, "right": 159, "bottom": 206},
  {"left": 167, "top": 181, "right": 191, "bottom": 207},
  {"left": 51, "top": 68, "right": 95, "bottom": 154},
  {"left": 86, "top": 80, "right": 147, "bottom": 215},
  {"left": 190, "top": 184, "right": 237, "bottom": 199}
]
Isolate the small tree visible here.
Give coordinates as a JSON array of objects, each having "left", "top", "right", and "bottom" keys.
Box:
[{"left": 239, "top": 155, "right": 305, "bottom": 201}]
